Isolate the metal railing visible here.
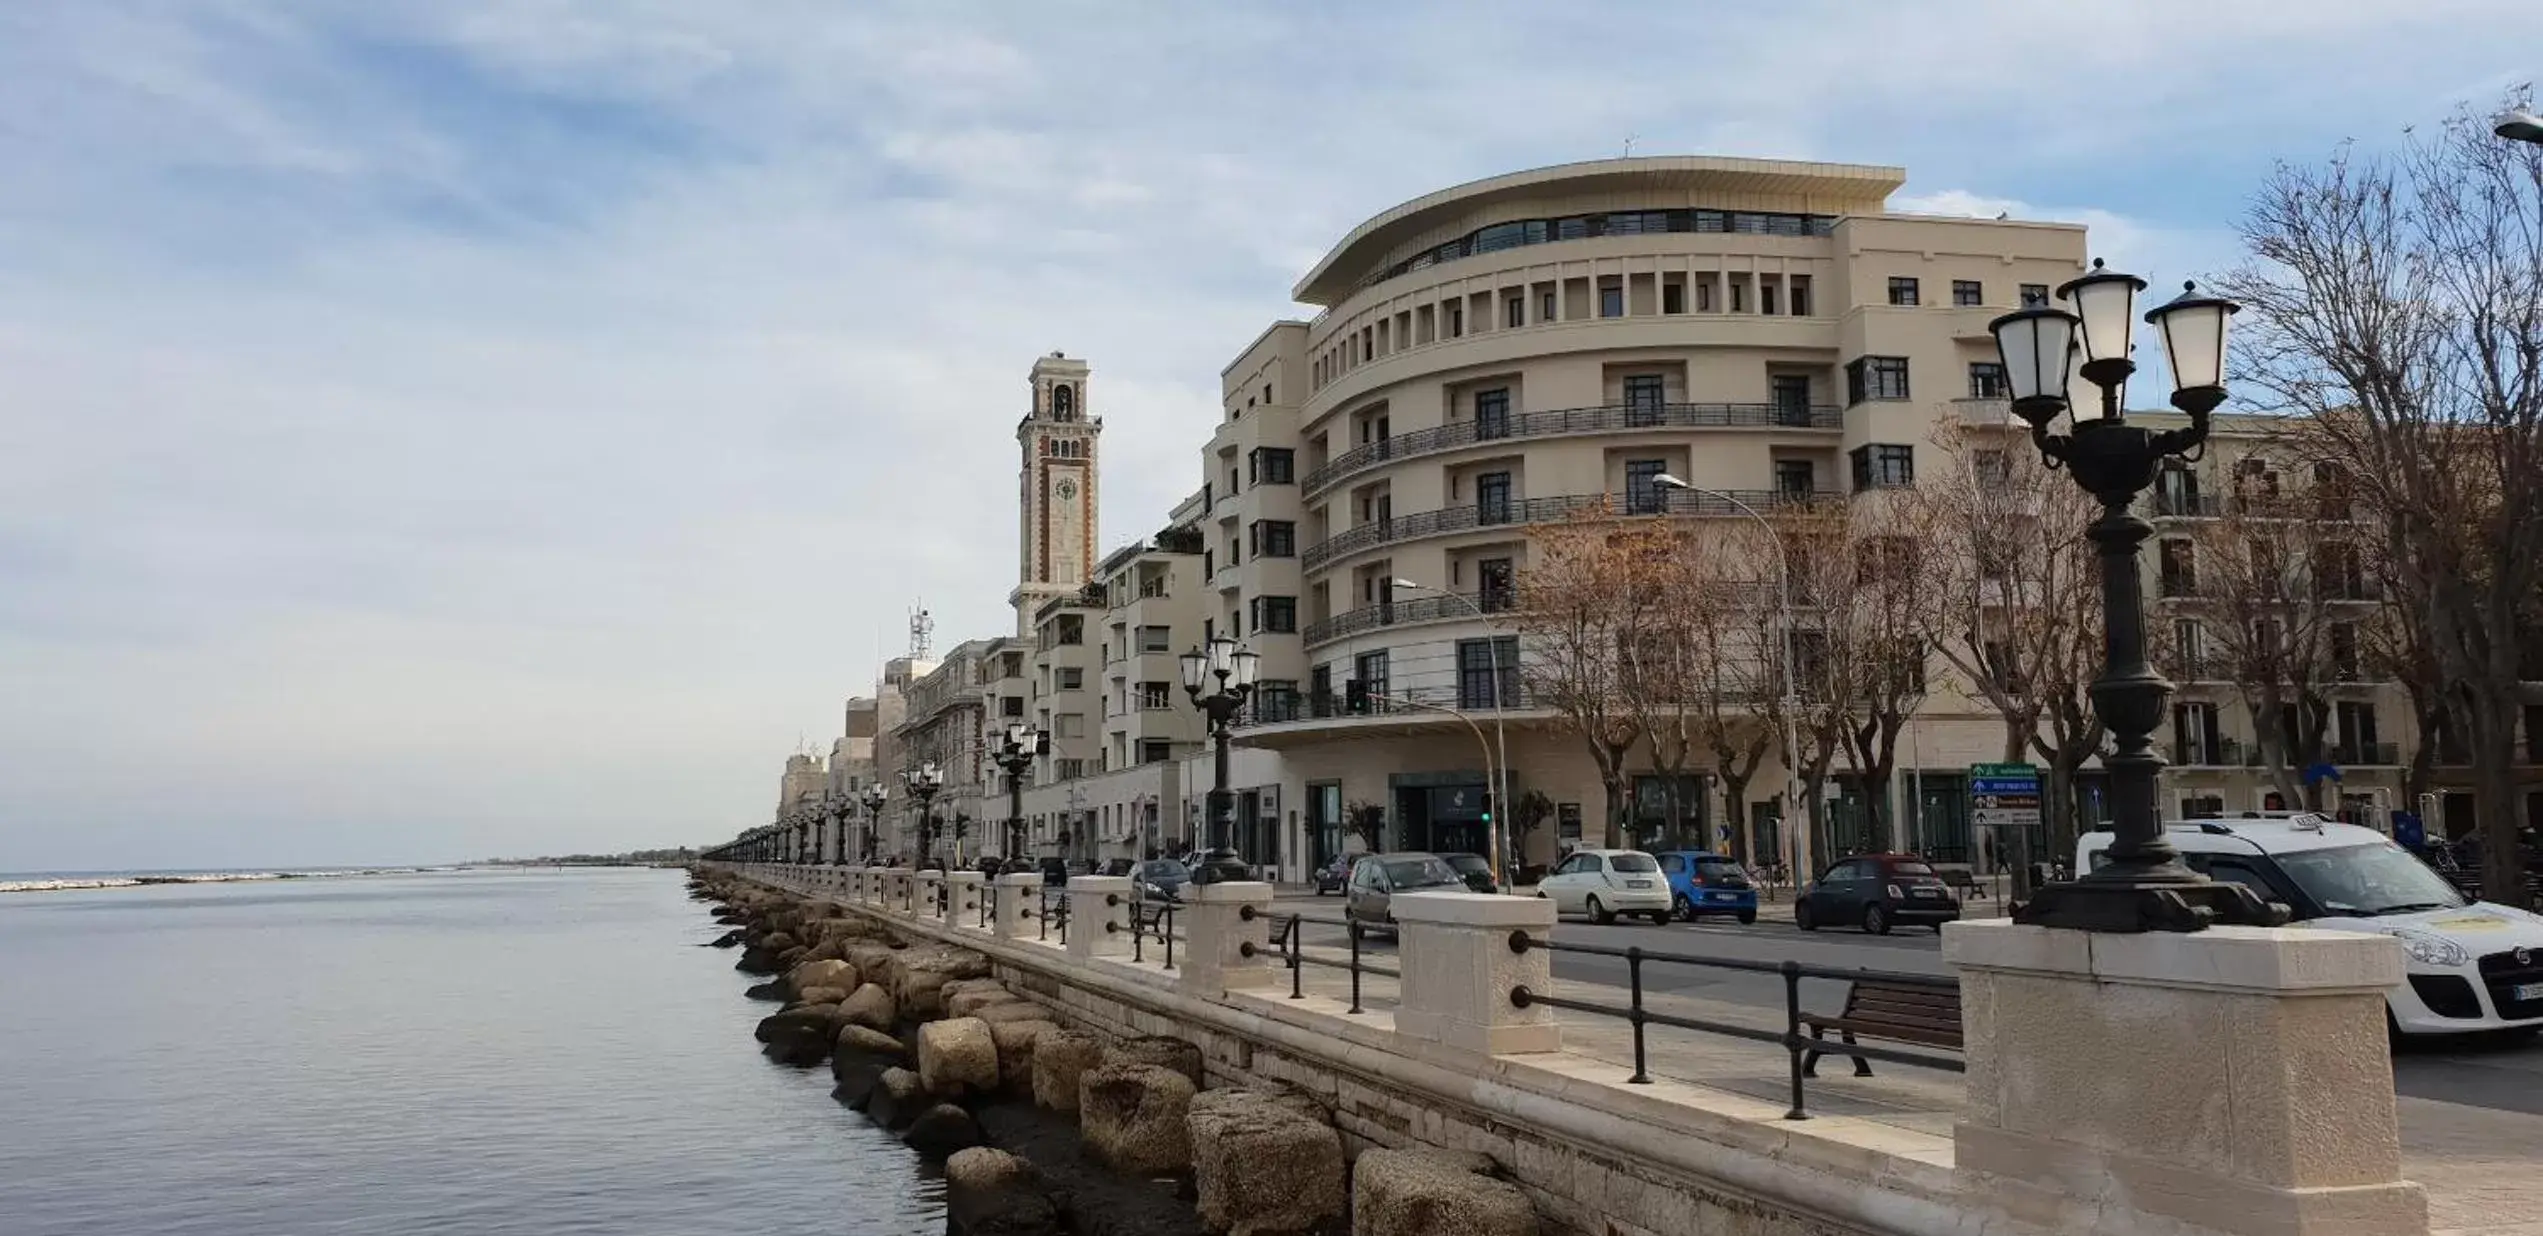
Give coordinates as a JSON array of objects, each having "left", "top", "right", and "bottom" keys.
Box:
[
  {"left": 1239, "top": 906, "right": 1399, "bottom": 1015},
  {"left": 1300, "top": 590, "right": 1511, "bottom": 646},
  {"left": 1504, "top": 932, "right": 1962, "bottom": 1120},
  {"left": 1303, "top": 401, "right": 1842, "bottom": 494},
  {"left": 1300, "top": 488, "right": 1840, "bottom": 571},
  {"left": 1238, "top": 682, "right": 1541, "bottom": 728}
]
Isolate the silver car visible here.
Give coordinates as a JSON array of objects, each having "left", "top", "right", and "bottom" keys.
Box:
[{"left": 1343, "top": 852, "right": 1467, "bottom": 933}]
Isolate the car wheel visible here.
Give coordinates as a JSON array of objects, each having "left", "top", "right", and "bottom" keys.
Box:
[
  {"left": 1864, "top": 904, "right": 1891, "bottom": 936},
  {"left": 1736, "top": 910, "right": 1756, "bottom": 926},
  {"left": 1794, "top": 900, "right": 1816, "bottom": 932},
  {"left": 1647, "top": 910, "right": 1671, "bottom": 926},
  {"left": 1587, "top": 895, "right": 1616, "bottom": 926},
  {"left": 1672, "top": 893, "right": 1694, "bottom": 922}
]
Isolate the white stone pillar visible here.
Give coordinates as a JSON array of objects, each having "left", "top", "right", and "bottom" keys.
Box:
[
  {"left": 994, "top": 872, "right": 1043, "bottom": 939},
  {"left": 1947, "top": 921, "right": 2425, "bottom": 1236},
  {"left": 946, "top": 871, "right": 986, "bottom": 930},
  {"left": 1066, "top": 875, "right": 1134, "bottom": 961},
  {"left": 912, "top": 871, "right": 947, "bottom": 923},
  {"left": 1390, "top": 892, "right": 1560, "bottom": 1055},
  {"left": 1180, "top": 880, "right": 1278, "bottom": 998}
]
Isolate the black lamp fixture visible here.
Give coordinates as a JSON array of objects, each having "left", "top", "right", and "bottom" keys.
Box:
[
  {"left": 901, "top": 761, "right": 945, "bottom": 863},
  {"left": 859, "top": 783, "right": 888, "bottom": 863},
  {"left": 1180, "top": 636, "right": 1260, "bottom": 856},
  {"left": 1988, "top": 262, "right": 2283, "bottom": 933},
  {"left": 991, "top": 722, "right": 1049, "bottom": 863}
]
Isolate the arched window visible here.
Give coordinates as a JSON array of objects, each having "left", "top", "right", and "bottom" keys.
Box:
[{"left": 1052, "top": 384, "right": 1076, "bottom": 421}]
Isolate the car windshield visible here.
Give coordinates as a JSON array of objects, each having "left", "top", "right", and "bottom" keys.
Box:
[
  {"left": 1888, "top": 860, "right": 1937, "bottom": 876},
  {"left": 1381, "top": 857, "right": 1461, "bottom": 888},
  {"left": 1609, "top": 853, "right": 1660, "bottom": 874},
  {"left": 1141, "top": 862, "right": 1185, "bottom": 879},
  {"left": 2275, "top": 842, "right": 2468, "bottom": 916},
  {"left": 1693, "top": 858, "right": 1747, "bottom": 878},
  {"left": 1443, "top": 854, "right": 1489, "bottom": 873}
]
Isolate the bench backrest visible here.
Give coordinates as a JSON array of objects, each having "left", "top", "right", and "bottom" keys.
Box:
[{"left": 1842, "top": 980, "right": 1964, "bottom": 1048}]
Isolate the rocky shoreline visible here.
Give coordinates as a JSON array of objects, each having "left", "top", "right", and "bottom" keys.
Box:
[{"left": 687, "top": 869, "right": 1542, "bottom": 1236}]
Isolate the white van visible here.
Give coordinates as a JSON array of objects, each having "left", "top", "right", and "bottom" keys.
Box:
[{"left": 2077, "top": 815, "right": 2543, "bottom": 1036}]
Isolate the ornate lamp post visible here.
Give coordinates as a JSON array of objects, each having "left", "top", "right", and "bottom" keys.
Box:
[
  {"left": 991, "top": 722, "right": 1049, "bottom": 862},
  {"left": 827, "top": 793, "right": 853, "bottom": 866},
  {"left": 859, "top": 783, "right": 888, "bottom": 863},
  {"left": 1180, "top": 636, "right": 1260, "bottom": 855},
  {"left": 1989, "top": 261, "right": 2287, "bottom": 932},
  {"left": 901, "top": 761, "right": 945, "bottom": 865},
  {"left": 794, "top": 808, "right": 814, "bottom": 865}
]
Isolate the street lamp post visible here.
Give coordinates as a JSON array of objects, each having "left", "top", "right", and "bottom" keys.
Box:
[
  {"left": 1988, "top": 261, "right": 2287, "bottom": 932},
  {"left": 1179, "top": 636, "right": 1260, "bottom": 856},
  {"left": 991, "top": 723, "right": 1049, "bottom": 862},
  {"left": 859, "top": 784, "right": 888, "bottom": 863},
  {"left": 2496, "top": 109, "right": 2543, "bottom": 145},
  {"left": 1392, "top": 578, "right": 1513, "bottom": 889},
  {"left": 1649, "top": 474, "right": 1809, "bottom": 880},
  {"left": 901, "top": 762, "right": 945, "bottom": 866}
]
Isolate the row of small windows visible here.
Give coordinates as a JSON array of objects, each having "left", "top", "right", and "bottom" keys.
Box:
[
  {"left": 1314, "top": 271, "right": 1815, "bottom": 389},
  {"left": 1361, "top": 206, "right": 1838, "bottom": 293},
  {"left": 1045, "top": 438, "right": 1091, "bottom": 458},
  {"left": 1886, "top": 278, "right": 2053, "bottom": 309}
]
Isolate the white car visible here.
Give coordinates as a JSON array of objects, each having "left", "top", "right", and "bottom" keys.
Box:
[
  {"left": 2078, "top": 816, "right": 2543, "bottom": 1036},
  {"left": 1538, "top": 849, "right": 1674, "bottom": 925}
]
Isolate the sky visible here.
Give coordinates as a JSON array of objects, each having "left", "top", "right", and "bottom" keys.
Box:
[{"left": 0, "top": 1, "right": 2529, "bottom": 870}]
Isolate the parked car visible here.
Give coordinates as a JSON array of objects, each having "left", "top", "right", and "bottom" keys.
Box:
[
  {"left": 1795, "top": 853, "right": 1959, "bottom": 934},
  {"left": 1133, "top": 859, "right": 1190, "bottom": 903},
  {"left": 2081, "top": 815, "right": 2543, "bottom": 1037},
  {"left": 1343, "top": 852, "right": 1467, "bottom": 932},
  {"left": 1036, "top": 856, "right": 1069, "bottom": 887},
  {"left": 1655, "top": 850, "right": 1758, "bottom": 924},
  {"left": 1312, "top": 854, "right": 1355, "bottom": 896},
  {"left": 1102, "top": 857, "right": 1137, "bottom": 878},
  {"left": 1537, "top": 849, "right": 1673, "bottom": 924},
  {"left": 1439, "top": 852, "right": 1498, "bottom": 893},
  {"left": 1186, "top": 847, "right": 1252, "bottom": 885}
]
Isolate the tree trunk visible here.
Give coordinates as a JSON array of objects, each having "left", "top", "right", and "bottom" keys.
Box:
[
  {"left": 1602, "top": 775, "right": 1627, "bottom": 849},
  {"left": 1719, "top": 772, "right": 1753, "bottom": 862}
]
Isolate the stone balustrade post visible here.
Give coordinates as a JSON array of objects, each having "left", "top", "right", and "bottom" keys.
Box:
[
  {"left": 912, "top": 871, "right": 947, "bottom": 923},
  {"left": 946, "top": 871, "right": 986, "bottom": 930},
  {"left": 1180, "top": 881, "right": 1277, "bottom": 998},
  {"left": 1065, "top": 875, "right": 1134, "bottom": 961},
  {"left": 1390, "top": 892, "right": 1560, "bottom": 1055},
  {"left": 1947, "top": 921, "right": 2425, "bottom": 1236},
  {"left": 994, "top": 872, "right": 1043, "bottom": 939}
]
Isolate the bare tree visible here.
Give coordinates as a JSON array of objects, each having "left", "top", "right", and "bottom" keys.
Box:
[
  {"left": 1617, "top": 521, "right": 1780, "bottom": 853},
  {"left": 1514, "top": 513, "right": 1652, "bottom": 848},
  {"left": 2216, "top": 98, "right": 2543, "bottom": 900},
  {"left": 1770, "top": 500, "right": 1933, "bottom": 865}
]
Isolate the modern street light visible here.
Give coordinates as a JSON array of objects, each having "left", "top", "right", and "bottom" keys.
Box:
[
  {"left": 1392, "top": 577, "right": 1513, "bottom": 889},
  {"left": 991, "top": 722, "right": 1050, "bottom": 863},
  {"left": 859, "top": 783, "right": 888, "bottom": 863},
  {"left": 1180, "top": 636, "right": 1260, "bottom": 855},
  {"left": 901, "top": 761, "right": 946, "bottom": 865},
  {"left": 1651, "top": 474, "right": 1809, "bottom": 880},
  {"left": 2495, "top": 109, "right": 2543, "bottom": 146},
  {"left": 1988, "top": 261, "right": 2288, "bottom": 932}
]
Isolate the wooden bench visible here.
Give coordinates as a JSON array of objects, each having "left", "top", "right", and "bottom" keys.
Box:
[
  {"left": 1939, "top": 867, "right": 1986, "bottom": 899},
  {"left": 1799, "top": 979, "right": 1964, "bottom": 1077}
]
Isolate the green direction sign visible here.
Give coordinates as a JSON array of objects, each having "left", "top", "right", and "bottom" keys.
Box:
[
  {"left": 1970, "top": 763, "right": 2039, "bottom": 779},
  {"left": 1969, "top": 763, "right": 2042, "bottom": 832}
]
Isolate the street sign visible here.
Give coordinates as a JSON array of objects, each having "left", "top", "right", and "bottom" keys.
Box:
[{"left": 1969, "top": 763, "right": 2041, "bottom": 834}]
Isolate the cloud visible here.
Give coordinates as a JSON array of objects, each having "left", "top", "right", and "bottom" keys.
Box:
[{"left": 1, "top": 0, "right": 2533, "bottom": 869}]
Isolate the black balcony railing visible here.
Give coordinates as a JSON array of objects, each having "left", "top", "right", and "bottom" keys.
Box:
[
  {"left": 2150, "top": 492, "right": 2222, "bottom": 518},
  {"left": 1244, "top": 682, "right": 1545, "bottom": 728},
  {"left": 1299, "top": 488, "right": 1840, "bottom": 571},
  {"left": 1301, "top": 401, "right": 1842, "bottom": 493},
  {"left": 1299, "top": 590, "right": 1515, "bottom": 646}
]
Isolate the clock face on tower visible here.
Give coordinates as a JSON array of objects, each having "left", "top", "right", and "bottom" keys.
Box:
[{"left": 1056, "top": 478, "right": 1078, "bottom": 500}]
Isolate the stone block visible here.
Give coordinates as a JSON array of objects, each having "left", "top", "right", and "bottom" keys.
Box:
[
  {"left": 794, "top": 984, "right": 849, "bottom": 1007},
  {"left": 868, "top": 1066, "right": 925, "bottom": 1130},
  {"left": 1188, "top": 1089, "right": 1344, "bottom": 1235},
  {"left": 987, "top": 1020, "right": 1057, "bottom": 1097},
  {"left": 1107, "top": 1034, "right": 1205, "bottom": 1088},
  {"left": 1079, "top": 1062, "right": 1197, "bottom": 1176},
  {"left": 840, "top": 982, "right": 898, "bottom": 1032},
  {"left": 1389, "top": 893, "right": 1558, "bottom": 1056},
  {"left": 904, "top": 1102, "right": 984, "bottom": 1158},
  {"left": 1350, "top": 1149, "right": 1536, "bottom": 1236},
  {"left": 1031, "top": 1029, "right": 1106, "bottom": 1113},
  {"left": 918, "top": 1016, "right": 1000, "bottom": 1096}
]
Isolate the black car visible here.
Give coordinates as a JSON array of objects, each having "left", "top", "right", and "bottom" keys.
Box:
[
  {"left": 1037, "top": 856, "right": 1070, "bottom": 887},
  {"left": 1312, "top": 855, "right": 1355, "bottom": 895},
  {"left": 1133, "top": 859, "right": 1190, "bottom": 903},
  {"left": 1440, "top": 852, "right": 1498, "bottom": 893},
  {"left": 1795, "top": 853, "right": 1961, "bottom": 934}
]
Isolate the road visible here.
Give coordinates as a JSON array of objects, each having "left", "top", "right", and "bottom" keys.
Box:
[{"left": 1270, "top": 892, "right": 2543, "bottom": 1117}]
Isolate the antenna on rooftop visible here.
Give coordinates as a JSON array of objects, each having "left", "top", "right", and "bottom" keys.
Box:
[
  {"left": 1622, "top": 134, "right": 1638, "bottom": 158},
  {"left": 909, "top": 605, "right": 934, "bottom": 661}
]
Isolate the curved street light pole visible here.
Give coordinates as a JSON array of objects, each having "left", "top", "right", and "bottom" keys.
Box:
[
  {"left": 859, "top": 784, "right": 888, "bottom": 864},
  {"left": 991, "top": 723, "right": 1047, "bottom": 861},
  {"left": 1180, "top": 636, "right": 1260, "bottom": 858},
  {"left": 1392, "top": 578, "right": 1513, "bottom": 890}
]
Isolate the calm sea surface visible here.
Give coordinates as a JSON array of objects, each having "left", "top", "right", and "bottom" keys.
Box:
[{"left": 0, "top": 868, "right": 941, "bottom": 1235}]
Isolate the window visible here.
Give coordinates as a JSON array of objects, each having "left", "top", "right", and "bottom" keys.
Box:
[
  {"left": 1251, "top": 595, "right": 1298, "bottom": 634},
  {"left": 1846, "top": 356, "right": 1911, "bottom": 403},
  {"left": 2175, "top": 618, "right": 2206, "bottom": 679},
  {"left": 1771, "top": 374, "right": 1812, "bottom": 425},
  {"left": 1474, "top": 387, "right": 1511, "bottom": 440},
  {"left": 1973, "top": 449, "right": 2010, "bottom": 489},
  {"left": 1057, "top": 667, "right": 1083, "bottom": 690},
  {"left": 1952, "top": 280, "right": 1983, "bottom": 307},
  {"left": 1968, "top": 362, "right": 2009, "bottom": 398},
  {"left": 1625, "top": 459, "right": 1668, "bottom": 514},
  {"left": 1789, "top": 275, "right": 1810, "bottom": 316},
  {"left": 1252, "top": 520, "right": 1297, "bottom": 558},
  {"left": 1055, "top": 713, "right": 1085, "bottom": 739},
  {"left": 1252, "top": 679, "right": 1301, "bottom": 723},
  {"left": 1541, "top": 290, "right": 1557, "bottom": 322},
  {"left": 2019, "top": 282, "right": 2050, "bottom": 307},
  {"left": 2331, "top": 621, "right": 2362, "bottom": 680},
  {"left": 1478, "top": 557, "right": 1515, "bottom": 612},
  {"left": 1506, "top": 296, "right": 1524, "bottom": 328},
  {"left": 1599, "top": 284, "right": 1624, "bottom": 318},
  {"left": 1623, "top": 373, "right": 1665, "bottom": 425},
  {"left": 1138, "top": 681, "right": 1172, "bottom": 709},
  {"left": 1662, "top": 283, "right": 1684, "bottom": 314},
  {"left": 1141, "top": 739, "right": 1173, "bottom": 764},
  {"left": 1002, "top": 696, "right": 1025, "bottom": 718},
  {"left": 1136, "top": 625, "right": 1171, "bottom": 653},
  {"left": 1888, "top": 277, "right": 1920, "bottom": 306},
  {"left": 1760, "top": 283, "right": 1778, "bottom": 315},
  {"left": 1849, "top": 444, "right": 1915, "bottom": 490},
  {"left": 1475, "top": 471, "right": 1513, "bottom": 524},
  {"left": 1448, "top": 305, "right": 1463, "bottom": 338},
  {"left": 2336, "top": 702, "right": 2381, "bottom": 762},
  {"left": 1775, "top": 459, "right": 1815, "bottom": 498},
  {"left": 1457, "top": 637, "right": 1520, "bottom": 709},
  {"left": 2159, "top": 539, "right": 2197, "bottom": 596},
  {"left": 1056, "top": 758, "right": 1086, "bottom": 780},
  {"left": 2172, "top": 702, "right": 2220, "bottom": 764},
  {"left": 1353, "top": 649, "right": 1390, "bottom": 707},
  {"left": 1249, "top": 447, "right": 1294, "bottom": 485}
]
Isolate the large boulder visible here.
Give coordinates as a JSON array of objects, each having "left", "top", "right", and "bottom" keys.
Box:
[
  {"left": 801, "top": 938, "right": 846, "bottom": 964},
  {"left": 1078, "top": 1062, "right": 1196, "bottom": 1175},
  {"left": 843, "top": 942, "right": 902, "bottom": 979},
  {"left": 945, "top": 1149, "right": 1061, "bottom": 1236},
  {"left": 839, "top": 983, "right": 898, "bottom": 1032},
  {"left": 759, "top": 1004, "right": 840, "bottom": 1067},
  {"left": 742, "top": 979, "right": 789, "bottom": 1002},
  {"left": 1108, "top": 1035, "right": 1205, "bottom": 1088},
  {"left": 893, "top": 947, "right": 993, "bottom": 1020},
  {"left": 1031, "top": 1030, "right": 1107, "bottom": 1113},
  {"left": 761, "top": 932, "right": 800, "bottom": 954},
  {"left": 1350, "top": 1150, "right": 1536, "bottom": 1236},
  {"left": 708, "top": 929, "right": 746, "bottom": 949},
  {"left": 946, "top": 1147, "right": 1034, "bottom": 1192},
  {"left": 902, "top": 1102, "right": 984, "bottom": 1157},
  {"left": 917, "top": 1017, "right": 1000, "bottom": 1096},
  {"left": 755, "top": 1003, "right": 837, "bottom": 1044},
  {"left": 794, "top": 985, "right": 850, "bottom": 1008},
  {"left": 867, "top": 1067, "right": 926, "bottom": 1130},
  {"left": 735, "top": 946, "right": 783, "bottom": 975},
  {"left": 831, "top": 1026, "right": 906, "bottom": 1108},
  {"left": 945, "top": 984, "right": 1017, "bottom": 1018},
  {"left": 972, "top": 1002, "right": 1052, "bottom": 1026},
  {"left": 1189, "top": 1090, "right": 1346, "bottom": 1235},
  {"left": 987, "top": 1020, "right": 1058, "bottom": 1097},
  {"left": 786, "top": 957, "right": 857, "bottom": 997},
  {"left": 836, "top": 1025, "right": 907, "bottom": 1058}
]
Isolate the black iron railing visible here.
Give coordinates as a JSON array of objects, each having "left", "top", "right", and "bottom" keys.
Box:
[
  {"left": 1303, "top": 401, "right": 1842, "bottom": 494},
  {"left": 1300, "top": 489, "right": 1839, "bottom": 571},
  {"left": 1505, "top": 932, "right": 1962, "bottom": 1119},
  {"left": 1239, "top": 906, "right": 1398, "bottom": 1015}
]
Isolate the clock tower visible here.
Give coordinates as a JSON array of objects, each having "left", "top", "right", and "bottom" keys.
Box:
[{"left": 1012, "top": 352, "right": 1100, "bottom": 634}]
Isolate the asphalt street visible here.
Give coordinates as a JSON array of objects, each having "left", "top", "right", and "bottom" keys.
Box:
[{"left": 1270, "top": 892, "right": 2543, "bottom": 1117}]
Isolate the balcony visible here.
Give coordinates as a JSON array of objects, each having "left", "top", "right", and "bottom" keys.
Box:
[
  {"left": 1240, "top": 682, "right": 1545, "bottom": 729},
  {"left": 1301, "top": 590, "right": 1513, "bottom": 647},
  {"left": 1299, "top": 488, "right": 1840, "bottom": 571},
  {"left": 2151, "top": 492, "right": 2222, "bottom": 518},
  {"left": 1951, "top": 397, "right": 2012, "bottom": 426},
  {"left": 2170, "top": 737, "right": 2247, "bottom": 767},
  {"left": 1301, "top": 401, "right": 1842, "bottom": 494}
]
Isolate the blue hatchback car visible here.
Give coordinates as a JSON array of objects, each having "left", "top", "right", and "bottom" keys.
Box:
[{"left": 1654, "top": 851, "right": 1759, "bottom": 923}]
